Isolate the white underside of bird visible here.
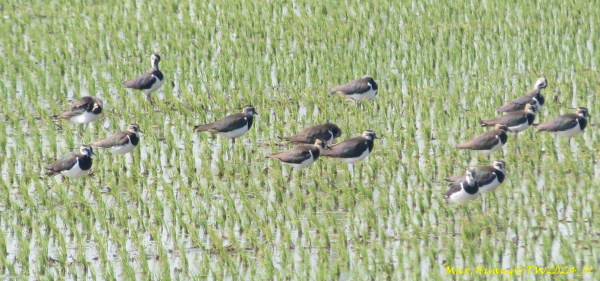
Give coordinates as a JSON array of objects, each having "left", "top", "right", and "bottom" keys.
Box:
[
  {"left": 69, "top": 111, "right": 100, "bottom": 124},
  {"left": 61, "top": 158, "right": 88, "bottom": 178}
]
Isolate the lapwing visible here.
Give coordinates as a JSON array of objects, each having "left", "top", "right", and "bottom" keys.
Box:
[
  {"left": 194, "top": 105, "right": 257, "bottom": 145},
  {"left": 443, "top": 169, "right": 480, "bottom": 204},
  {"left": 455, "top": 124, "right": 508, "bottom": 161},
  {"left": 320, "top": 130, "right": 378, "bottom": 174},
  {"left": 266, "top": 139, "right": 327, "bottom": 178},
  {"left": 281, "top": 123, "right": 342, "bottom": 146},
  {"left": 89, "top": 124, "right": 143, "bottom": 154},
  {"left": 496, "top": 77, "right": 547, "bottom": 112},
  {"left": 329, "top": 76, "right": 378, "bottom": 102},
  {"left": 479, "top": 101, "right": 538, "bottom": 139},
  {"left": 445, "top": 160, "right": 506, "bottom": 194},
  {"left": 53, "top": 96, "right": 103, "bottom": 128},
  {"left": 123, "top": 54, "right": 164, "bottom": 102},
  {"left": 45, "top": 145, "right": 95, "bottom": 178},
  {"left": 534, "top": 107, "right": 590, "bottom": 144}
]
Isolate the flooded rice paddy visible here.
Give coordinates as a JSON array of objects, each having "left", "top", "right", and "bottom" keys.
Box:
[{"left": 1, "top": 0, "right": 600, "bottom": 279}]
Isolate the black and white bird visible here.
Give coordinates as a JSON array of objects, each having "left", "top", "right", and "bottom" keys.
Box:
[
  {"left": 45, "top": 145, "right": 95, "bottom": 178},
  {"left": 123, "top": 54, "right": 164, "bottom": 102},
  {"left": 282, "top": 123, "right": 342, "bottom": 146},
  {"left": 496, "top": 77, "right": 547, "bottom": 112},
  {"left": 443, "top": 169, "right": 480, "bottom": 204},
  {"left": 266, "top": 139, "right": 327, "bottom": 176},
  {"left": 89, "top": 124, "right": 143, "bottom": 154},
  {"left": 53, "top": 96, "right": 103, "bottom": 125},
  {"left": 455, "top": 124, "right": 508, "bottom": 161},
  {"left": 479, "top": 101, "right": 538, "bottom": 139},
  {"left": 329, "top": 76, "right": 378, "bottom": 102},
  {"left": 194, "top": 105, "right": 257, "bottom": 145},
  {"left": 445, "top": 160, "right": 506, "bottom": 194},
  {"left": 534, "top": 107, "right": 590, "bottom": 144},
  {"left": 320, "top": 130, "right": 378, "bottom": 174}
]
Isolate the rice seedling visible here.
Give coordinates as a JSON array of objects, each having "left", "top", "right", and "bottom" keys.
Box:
[{"left": 1, "top": 0, "right": 600, "bottom": 279}]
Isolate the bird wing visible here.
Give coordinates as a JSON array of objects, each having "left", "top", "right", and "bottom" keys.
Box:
[
  {"left": 482, "top": 112, "right": 528, "bottom": 127},
  {"left": 456, "top": 130, "right": 501, "bottom": 150},
  {"left": 444, "top": 175, "right": 466, "bottom": 182},
  {"left": 201, "top": 113, "right": 249, "bottom": 132},
  {"left": 267, "top": 146, "right": 313, "bottom": 164},
  {"left": 474, "top": 167, "right": 498, "bottom": 186},
  {"left": 55, "top": 97, "right": 94, "bottom": 119},
  {"left": 443, "top": 184, "right": 463, "bottom": 198},
  {"left": 534, "top": 114, "right": 578, "bottom": 132},
  {"left": 45, "top": 152, "right": 78, "bottom": 173},
  {"left": 89, "top": 131, "right": 130, "bottom": 148},
  {"left": 329, "top": 79, "right": 372, "bottom": 95},
  {"left": 495, "top": 90, "right": 537, "bottom": 112},
  {"left": 321, "top": 137, "right": 368, "bottom": 158},
  {"left": 123, "top": 69, "right": 158, "bottom": 90},
  {"left": 285, "top": 126, "right": 331, "bottom": 143}
]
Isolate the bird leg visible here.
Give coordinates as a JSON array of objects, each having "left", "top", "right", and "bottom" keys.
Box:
[{"left": 146, "top": 93, "right": 156, "bottom": 105}]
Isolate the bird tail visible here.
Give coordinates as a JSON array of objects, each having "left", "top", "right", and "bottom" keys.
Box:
[
  {"left": 45, "top": 167, "right": 58, "bottom": 176},
  {"left": 328, "top": 86, "right": 341, "bottom": 96},
  {"left": 532, "top": 123, "right": 548, "bottom": 133},
  {"left": 444, "top": 175, "right": 463, "bottom": 182},
  {"left": 52, "top": 113, "right": 68, "bottom": 120},
  {"left": 495, "top": 104, "right": 512, "bottom": 112},
  {"left": 193, "top": 124, "right": 211, "bottom": 132},
  {"left": 122, "top": 81, "right": 135, "bottom": 88},
  {"left": 478, "top": 120, "right": 493, "bottom": 127}
]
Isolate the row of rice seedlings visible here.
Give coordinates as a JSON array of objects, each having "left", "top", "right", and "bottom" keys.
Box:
[{"left": 1, "top": 0, "right": 599, "bottom": 278}]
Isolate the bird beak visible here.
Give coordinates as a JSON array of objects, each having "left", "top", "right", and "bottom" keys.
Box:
[{"left": 139, "top": 130, "right": 144, "bottom": 133}]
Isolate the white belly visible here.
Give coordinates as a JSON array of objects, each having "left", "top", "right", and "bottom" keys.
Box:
[
  {"left": 144, "top": 77, "right": 164, "bottom": 94},
  {"left": 447, "top": 188, "right": 480, "bottom": 204},
  {"left": 108, "top": 142, "right": 136, "bottom": 154},
  {"left": 347, "top": 89, "right": 378, "bottom": 101},
  {"left": 476, "top": 139, "right": 504, "bottom": 155},
  {"left": 508, "top": 122, "right": 530, "bottom": 133},
  {"left": 61, "top": 158, "right": 89, "bottom": 178},
  {"left": 69, "top": 111, "right": 100, "bottom": 124},
  {"left": 478, "top": 176, "right": 501, "bottom": 193},
  {"left": 340, "top": 149, "right": 371, "bottom": 164},
  {"left": 555, "top": 124, "right": 583, "bottom": 138},
  {"left": 217, "top": 125, "right": 249, "bottom": 139}
]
